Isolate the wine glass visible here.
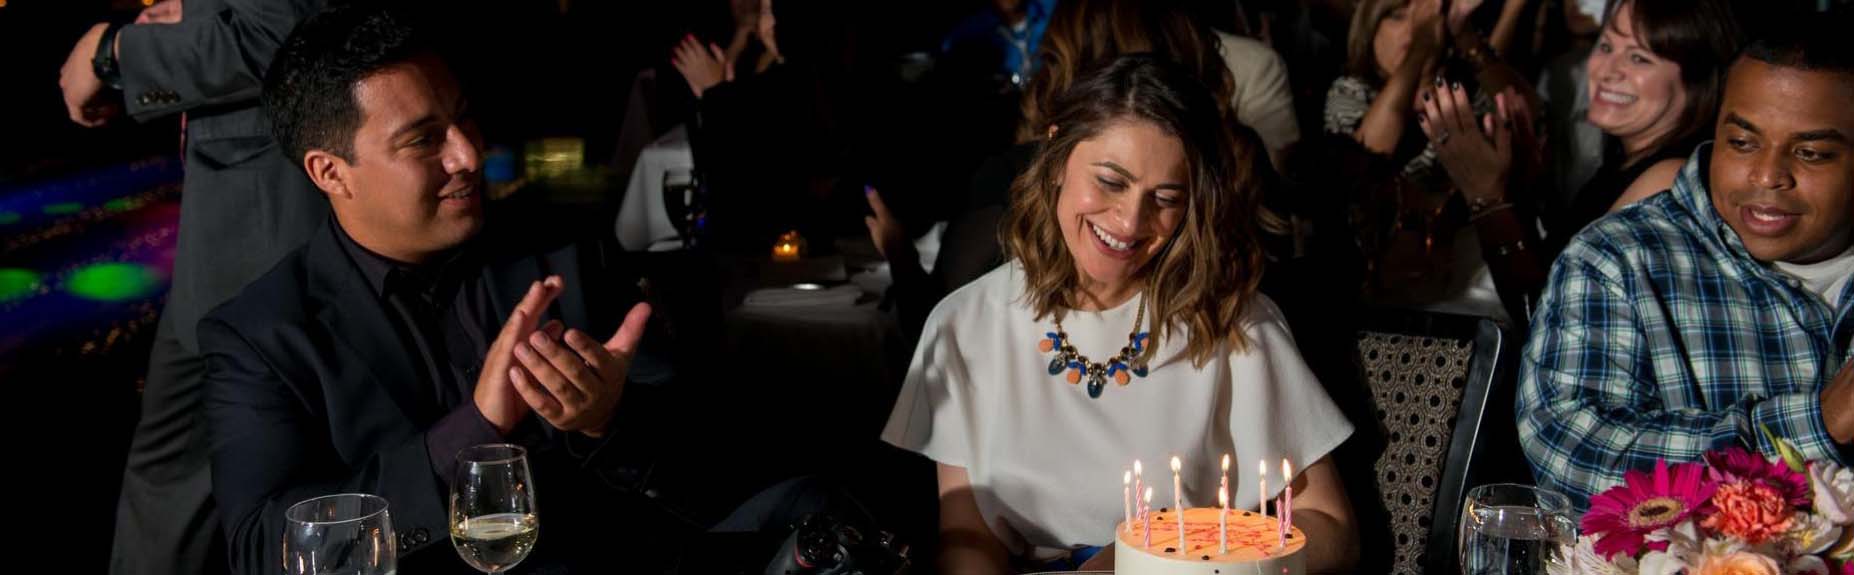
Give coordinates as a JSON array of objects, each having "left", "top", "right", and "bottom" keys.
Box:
[
  {"left": 450, "top": 444, "right": 540, "bottom": 574},
  {"left": 1459, "top": 483, "right": 1577, "bottom": 575},
  {"left": 283, "top": 493, "right": 396, "bottom": 575},
  {"left": 662, "top": 168, "right": 702, "bottom": 249}
]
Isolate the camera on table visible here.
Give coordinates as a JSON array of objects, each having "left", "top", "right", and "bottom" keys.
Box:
[{"left": 763, "top": 513, "right": 908, "bottom": 575}]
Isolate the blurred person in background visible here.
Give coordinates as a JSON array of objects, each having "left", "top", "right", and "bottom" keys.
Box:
[
  {"left": 56, "top": 0, "right": 329, "bottom": 573},
  {"left": 1293, "top": 0, "right": 1546, "bottom": 325}
]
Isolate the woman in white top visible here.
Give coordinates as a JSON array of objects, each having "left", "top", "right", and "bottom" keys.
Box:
[{"left": 882, "top": 55, "right": 1359, "bottom": 573}]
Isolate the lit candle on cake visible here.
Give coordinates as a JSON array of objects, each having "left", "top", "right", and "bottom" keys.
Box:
[
  {"left": 1170, "top": 456, "right": 1183, "bottom": 553},
  {"left": 1257, "top": 459, "right": 1267, "bottom": 519},
  {"left": 1123, "top": 470, "right": 1132, "bottom": 533},
  {"left": 1143, "top": 487, "right": 1153, "bottom": 548},
  {"left": 1133, "top": 459, "right": 1143, "bottom": 522},
  {"left": 1282, "top": 458, "right": 1294, "bottom": 543},
  {"left": 1217, "top": 485, "right": 1229, "bottom": 555},
  {"left": 1220, "top": 453, "right": 1230, "bottom": 499}
]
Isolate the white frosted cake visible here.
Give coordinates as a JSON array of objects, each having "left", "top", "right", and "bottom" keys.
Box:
[{"left": 1114, "top": 507, "right": 1305, "bottom": 574}]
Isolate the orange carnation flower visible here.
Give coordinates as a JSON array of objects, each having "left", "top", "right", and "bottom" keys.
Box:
[{"left": 1702, "top": 482, "right": 1792, "bottom": 544}]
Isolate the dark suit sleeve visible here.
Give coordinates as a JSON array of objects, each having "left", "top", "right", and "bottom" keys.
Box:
[
  {"left": 200, "top": 316, "right": 452, "bottom": 575},
  {"left": 115, "top": 0, "right": 321, "bottom": 121}
]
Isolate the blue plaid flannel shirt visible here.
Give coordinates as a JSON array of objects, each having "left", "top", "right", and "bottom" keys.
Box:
[{"left": 1517, "top": 144, "right": 1854, "bottom": 511}]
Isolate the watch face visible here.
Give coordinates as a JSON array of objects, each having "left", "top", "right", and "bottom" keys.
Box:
[{"left": 93, "top": 24, "right": 123, "bottom": 88}]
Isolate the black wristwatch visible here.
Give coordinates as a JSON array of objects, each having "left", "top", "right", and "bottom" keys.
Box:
[{"left": 92, "top": 21, "right": 127, "bottom": 90}]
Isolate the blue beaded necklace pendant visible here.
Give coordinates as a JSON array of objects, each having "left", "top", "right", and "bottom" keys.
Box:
[{"left": 1037, "top": 296, "right": 1151, "bottom": 399}]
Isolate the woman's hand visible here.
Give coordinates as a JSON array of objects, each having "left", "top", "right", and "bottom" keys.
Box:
[
  {"left": 755, "top": 0, "right": 782, "bottom": 69},
  {"left": 1448, "top": 0, "right": 1484, "bottom": 35},
  {"left": 1076, "top": 544, "right": 1116, "bottom": 570},
  {"left": 730, "top": 0, "right": 759, "bottom": 34},
  {"left": 1419, "top": 83, "right": 1515, "bottom": 205},
  {"left": 670, "top": 33, "right": 731, "bottom": 99},
  {"left": 937, "top": 463, "right": 1012, "bottom": 574},
  {"left": 1406, "top": 0, "right": 1447, "bottom": 74},
  {"left": 1356, "top": 0, "right": 1445, "bottom": 155},
  {"left": 863, "top": 187, "right": 913, "bottom": 263},
  {"left": 136, "top": 0, "right": 183, "bottom": 24},
  {"left": 1289, "top": 455, "right": 1360, "bottom": 573}
]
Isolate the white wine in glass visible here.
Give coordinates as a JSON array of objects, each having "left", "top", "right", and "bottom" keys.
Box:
[{"left": 451, "top": 444, "right": 539, "bottom": 574}]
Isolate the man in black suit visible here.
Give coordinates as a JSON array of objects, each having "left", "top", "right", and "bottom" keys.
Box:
[
  {"left": 58, "top": 1, "right": 329, "bottom": 573},
  {"left": 199, "top": 6, "right": 657, "bottom": 573}
]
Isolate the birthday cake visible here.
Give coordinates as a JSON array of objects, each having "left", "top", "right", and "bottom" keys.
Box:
[{"left": 1114, "top": 508, "right": 1305, "bottom": 575}]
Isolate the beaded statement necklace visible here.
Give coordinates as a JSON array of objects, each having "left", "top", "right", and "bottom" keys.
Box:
[{"left": 1038, "top": 294, "right": 1151, "bottom": 398}]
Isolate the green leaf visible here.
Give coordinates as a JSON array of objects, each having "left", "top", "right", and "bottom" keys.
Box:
[{"left": 1759, "top": 423, "right": 1808, "bottom": 474}]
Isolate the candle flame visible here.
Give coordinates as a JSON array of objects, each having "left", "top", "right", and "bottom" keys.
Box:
[
  {"left": 1124, "top": 470, "right": 1131, "bottom": 485},
  {"left": 1259, "top": 459, "right": 1267, "bottom": 476},
  {"left": 1144, "top": 487, "right": 1153, "bottom": 502},
  {"left": 1170, "top": 456, "right": 1181, "bottom": 472},
  {"left": 1222, "top": 453, "right": 1230, "bottom": 472},
  {"left": 1134, "top": 459, "right": 1142, "bottom": 474},
  {"left": 1283, "top": 458, "right": 1292, "bottom": 480}
]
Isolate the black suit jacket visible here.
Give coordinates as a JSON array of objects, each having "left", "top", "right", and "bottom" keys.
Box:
[{"left": 199, "top": 203, "right": 638, "bottom": 574}]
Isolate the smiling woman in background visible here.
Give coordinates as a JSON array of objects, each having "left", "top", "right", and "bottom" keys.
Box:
[{"left": 1550, "top": 0, "right": 1742, "bottom": 246}]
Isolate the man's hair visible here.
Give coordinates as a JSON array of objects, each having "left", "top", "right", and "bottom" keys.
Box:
[
  {"left": 1738, "top": 11, "right": 1854, "bottom": 76},
  {"left": 263, "top": 4, "right": 428, "bottom": 167}
]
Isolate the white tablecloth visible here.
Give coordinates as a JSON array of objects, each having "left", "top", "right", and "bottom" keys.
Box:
[{"left": 615, "top": 124, "right": 694, "bottom": 252}]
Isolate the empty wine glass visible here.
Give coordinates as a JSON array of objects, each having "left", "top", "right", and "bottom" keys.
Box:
[
  {"left": 451, "top": 444, "right": 539, "bottom": 574},
  {"left": 283, "top": 493, "right": 396, "bottom": 575}
]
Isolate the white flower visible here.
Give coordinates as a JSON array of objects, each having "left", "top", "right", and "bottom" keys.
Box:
[
  {"left": 1809, "top": 462, "right": 1854, "bottom": 526},
  {"left": 1551, "top": 534, "right": 1639, "bottom": 575},
  {"left": 1637, "top": 550, "right": 1687, "bottom": 575},
  {"left": 1786, "top": 511, "right": 1843, "bottom": 555},
  {"left": 1638, "top": 522, "right": 1704, "bottom": 575},
  {"left": 1783, "top": 555, "right": 1830, "bottom": 575}
]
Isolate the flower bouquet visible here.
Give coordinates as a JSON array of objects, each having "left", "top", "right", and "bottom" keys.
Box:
[{"left": 1553, "top": 431, "right": 1854, "bottom": 575}]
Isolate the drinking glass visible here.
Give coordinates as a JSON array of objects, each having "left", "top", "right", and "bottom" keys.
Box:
[
  {"left": 451, "top": 444, "right": 539, "bottom": 574},
  {"left": 1459, "top": 483, "right": 1577, "bottom": 575},
  {"left": 283, "top": 493, "right": 396, "bottom": 575}
]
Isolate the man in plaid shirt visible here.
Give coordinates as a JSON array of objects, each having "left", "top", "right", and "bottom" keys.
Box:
[{"left": 1518, "top": 28, "right": 1854, "bottom": 510}]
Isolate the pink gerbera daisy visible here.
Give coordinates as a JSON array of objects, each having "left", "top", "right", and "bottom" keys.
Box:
[
  {"left": 1581, "top": 460, "right": 1717, "bottom": 559},
  {"left": 1704, "top": 447, "right": 1810, "bottom": 507}
]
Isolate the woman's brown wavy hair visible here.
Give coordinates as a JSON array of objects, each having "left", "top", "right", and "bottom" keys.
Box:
[{"left": 1003, "top": 55, "right": 1268, "bottom": 365}]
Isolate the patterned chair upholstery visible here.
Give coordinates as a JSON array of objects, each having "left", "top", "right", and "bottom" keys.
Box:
[{"left": 1353, "top": 309, "right": 1523, "bottom": 575}]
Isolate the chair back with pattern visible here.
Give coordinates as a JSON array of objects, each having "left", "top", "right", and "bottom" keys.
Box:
[{"left": 1353, "top": 308, "right": 1524, "bottom": 575}]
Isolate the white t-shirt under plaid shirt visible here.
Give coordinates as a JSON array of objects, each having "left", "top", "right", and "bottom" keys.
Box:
[
  {"left": 881, "top": 263, "right": 1353, "bottom": 561},
  {"left": 1518, "top": 144, "right": 1854, "bottom": 512}
]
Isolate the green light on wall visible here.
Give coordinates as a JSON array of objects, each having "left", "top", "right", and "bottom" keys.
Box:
[
  {"left": 65, "top": 263, "right": 160, "bottom": 301},
  {"left": 43, "top": 202, "right": 84, "bottom": 215},
  {"left": 0, "top": 268, "right": 41, "bottom": 302},
  {"left": 0, "top": 211, "right": 19, "bottom": 225},
  {"left": 104, "top": 198, "right": 141, "bottom": 212}
]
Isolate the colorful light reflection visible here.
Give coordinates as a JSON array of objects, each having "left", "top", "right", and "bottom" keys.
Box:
[
  {"left": 65, "top": 263, "right": 161, "bottom": 302},
  {"left": 0, "top": 269, "right": 41, "bottom": 302},
  {"left": 42, "top": 202, "right": 84, "bottom": 215}
]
